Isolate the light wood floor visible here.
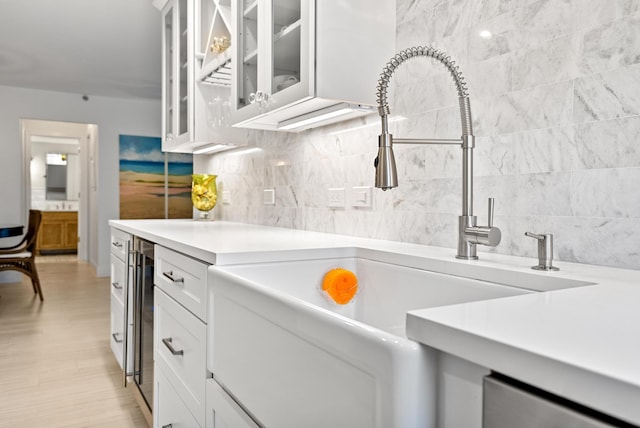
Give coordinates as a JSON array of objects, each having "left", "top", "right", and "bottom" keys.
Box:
[{"left": 0, "top": 255, "right": 148, "bottom": 427}]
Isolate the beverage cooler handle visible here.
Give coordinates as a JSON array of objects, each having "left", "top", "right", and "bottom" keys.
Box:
[{"left": 122, "top": 242, "right": 134, "bottom": 387}]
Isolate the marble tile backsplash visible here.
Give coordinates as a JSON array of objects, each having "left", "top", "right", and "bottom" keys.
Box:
[{"left": 201, "top": 0, "right": 640, "bottom": 270}]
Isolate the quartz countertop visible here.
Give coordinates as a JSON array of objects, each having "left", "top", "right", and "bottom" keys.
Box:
[
  {"left": 109, "top": 219, "right": 640, "bottom": 425},
  {"left": 407, "top": 277, "right": 640, "bottom": 426}
]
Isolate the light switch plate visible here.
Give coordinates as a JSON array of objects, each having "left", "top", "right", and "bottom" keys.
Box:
[
  {"left": 328, "top": 187, "right": 345, "bottom": 208},
  {"left": 263, "top": 188, "right": 275, "bottom": 205},
  {"left": 351, "top": 186, "right": 372, "bottom": 208},
  {"left": 222, "top": 190, "right": 231, "bottom": 205}
]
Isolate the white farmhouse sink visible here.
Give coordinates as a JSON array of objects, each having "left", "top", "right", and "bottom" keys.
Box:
[{"left": 208, "top": 255, "right": 534, "bottom": 428}]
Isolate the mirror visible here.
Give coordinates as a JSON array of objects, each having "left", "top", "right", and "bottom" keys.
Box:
[
  {"left": 30, "top": 138, "right": 81, "bottom": 203},
  {"left": 45, "top": 153, "right": 80, "bottom": 200}
]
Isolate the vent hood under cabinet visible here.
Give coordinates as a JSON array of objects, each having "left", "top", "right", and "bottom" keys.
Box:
[{"left": 230, "top": 0, "right": 395, "bottom": 132}]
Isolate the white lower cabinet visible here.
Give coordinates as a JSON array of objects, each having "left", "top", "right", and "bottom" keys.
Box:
[
  {"left": 155, "top": 245, "right": 208, "bottom": 321},
  {"left": 154, "top": 245, "right": 209, "bottom": 428},
  {"left": 109, "top": 228, "right": 132, "bottom": 374},
  {"left": 155, "top": 288, "right": 207, "bottom": 424},
  {"left": 109, "top": 296, "right": 125, "bottom": 368},
  {"left": 206, "top": 379, "right": 260, "bottom": 428},
  {"left": 436, "top": 352, "right": 490, "bottom": 428},
  {"left": 156, "top": 365, "right": 201, "bottom": 428},
  {"left": 109, "top": 257, "right": 133, "bottom": 371}
]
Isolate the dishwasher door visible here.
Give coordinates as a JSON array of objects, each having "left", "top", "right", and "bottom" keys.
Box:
[{"left": 483, "top": 375, "right": 631, "bottom": 428}]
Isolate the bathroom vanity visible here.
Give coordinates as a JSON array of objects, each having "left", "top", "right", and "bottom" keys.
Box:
[
  {"left": 109, "top": 219, "right": 640, "bottom": 428},
  {"left": 37, "top": 210, "right": 78, "bottom": 254}
]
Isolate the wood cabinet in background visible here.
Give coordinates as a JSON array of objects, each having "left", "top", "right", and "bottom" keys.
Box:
[{"left": 37, "top": 211, "right": 78, "bottom": 254}]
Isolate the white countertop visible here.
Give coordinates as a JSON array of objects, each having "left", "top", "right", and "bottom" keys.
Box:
[
  {"left": 407, "top": 280, "right": 640, "bottom": 426},
  {"left": 109, "top": 219, "right": 640, "bottom": 425},
  {"left": 109, "top": 219, "right": 372, "bottom": 265}
]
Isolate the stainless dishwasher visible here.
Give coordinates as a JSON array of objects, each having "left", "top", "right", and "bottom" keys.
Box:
[{"left": 483, "top": 374, "right": 637, "bottom": 428}]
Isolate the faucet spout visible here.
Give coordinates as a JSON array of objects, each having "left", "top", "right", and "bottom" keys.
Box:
[
  {"left": 375, "top": 116, "right": 397, "bottom": 190},
  {"left": 373, "top": 46, "right": 500, "bottom": 260}
]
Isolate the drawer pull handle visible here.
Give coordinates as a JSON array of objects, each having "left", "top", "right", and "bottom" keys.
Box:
[
  {"left": 111, "top": 241, "right": 123, "bottom": 248},
  {"left": 162, "top": 424, "right": 173, "bottom": 428},
  {"left": 111, "top": 281, "right": 122, "bottom": 290},
  {"left": 162, "top": 337, "right": 184, "bottom": 356},
  {"left": 162, "top": 271, "right": 184, "bottom": 284},
  {"left": 112, "top": 333, "right": 123, "bottom": 343}
]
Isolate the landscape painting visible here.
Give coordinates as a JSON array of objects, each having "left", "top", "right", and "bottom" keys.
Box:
[
  {"left": 119, "top": 135, "right": 193, "bottom": 219},
  {"left": 166, "top": 152, "right": 194, "bottom": 218}
]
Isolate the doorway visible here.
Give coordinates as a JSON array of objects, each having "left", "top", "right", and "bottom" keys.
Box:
[{"left": 21, "top": 119, "right": 97, "bottom": 263}]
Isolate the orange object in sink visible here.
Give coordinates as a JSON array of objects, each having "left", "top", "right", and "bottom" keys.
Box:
[{"left": 322, "top": 268, "right": 358, "bottom": 304}]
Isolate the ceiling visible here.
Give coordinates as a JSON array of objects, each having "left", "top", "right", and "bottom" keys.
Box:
[{"left": 0, "top": 0, "right": 162, "bottom": 100}]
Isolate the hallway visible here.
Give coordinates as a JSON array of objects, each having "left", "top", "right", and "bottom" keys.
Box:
[{"left": 0, "top": 256, "right": 147, "bottom": 427}]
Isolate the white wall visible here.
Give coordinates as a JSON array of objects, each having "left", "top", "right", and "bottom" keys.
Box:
[{"left": 0, "top": 84, "right": 160, "bottom": 276}]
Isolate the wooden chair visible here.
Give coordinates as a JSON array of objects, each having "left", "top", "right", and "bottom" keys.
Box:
[{"left": 0, "top": 210, "right": 43, "bottom": 300}]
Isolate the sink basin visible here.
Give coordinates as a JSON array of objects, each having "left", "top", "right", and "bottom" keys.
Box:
[{"left": 208, "top": 255, "right": 533, "bottom": 428}]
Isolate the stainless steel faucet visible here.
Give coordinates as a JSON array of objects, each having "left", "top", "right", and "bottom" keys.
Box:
[{"left": 374, "top": 46, "right": 501, "bottom": 260}]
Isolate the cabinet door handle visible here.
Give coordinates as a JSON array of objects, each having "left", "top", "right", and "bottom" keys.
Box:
[
  {"left": 112, "top": 241, "right": 123, "bottom": 248},
  {"left": 162, "top": 270, "right": 184, "bottom": 284},
  {"left": 162, "top": 424, "right": 173, "bottom": 428},
  {"left": 112, "top": 333, "right": 123, "bottom": 343},
  {"left": 162, "top": 337, "right": 184, "bottom": 356},
  {"left": 111, "top": 281, "right": 122, "bottom": 290}
]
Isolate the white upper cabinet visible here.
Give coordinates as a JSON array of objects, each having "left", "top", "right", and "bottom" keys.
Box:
[
  {"left": 231, "top": 0, "right": 395, "bottom": 132},
  {"left": 158, "top": 0, "right": 247, "bottom": 153},
  {"left": 199, "top": 0, "right": 232, "bottom": 86},
  {"left": 161, "top": 0, "right": 194, "bottom": 151}
]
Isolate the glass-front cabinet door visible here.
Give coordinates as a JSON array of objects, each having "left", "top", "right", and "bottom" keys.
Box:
[
  {"left": 232, "top": 0, "right": 311, "bottom": 125},
  {"left": 270, "top": 0, "right": 305, "bottom": 99},
  {"left": 161, "top": 0, "right": 195, "bottom": 151},
  {"left": 162, "top": 4, "right": 175, "bottom": 150},
  {"left": 235, "top": 0, "right": 262, "bottom": 112},
  {"left": 176, "top": 0, "right": 191, "bottom": 143}
]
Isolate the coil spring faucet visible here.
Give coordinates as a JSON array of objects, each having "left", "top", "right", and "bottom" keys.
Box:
[{"left": 374, "top": 46, "right": 501, "bottom": 260}]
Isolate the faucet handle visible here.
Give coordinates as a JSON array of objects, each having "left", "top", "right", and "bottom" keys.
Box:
[
  {"left": 487, "top": 197, "right": 495, "bottom": 228},
  {"left": 462, "top": 197, "right": 501, "bottom": 247},
  {"left": 525, "top": 232, "right": 559, "bottom": 271}
]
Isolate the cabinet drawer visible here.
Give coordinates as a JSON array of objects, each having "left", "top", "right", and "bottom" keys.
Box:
[
  {"left": 110, "top": 228, "right": 131, "bottom": 261},
  {"left": 110, "top": 280, "right": 133, "bottom": 373},
  {"left": 155, "top": 245, "right": 208, "bottom": 321},
  {"left": 155, "top": 288, "right": 207, "bottom": 425},
  {"left": 110, "top": 297, "right": 125, "bottom": 369},
  {"left": 206, "top": 379, "right": 261, "bottom": 428},
  {"left": 156, "top": 365, "right": 201, "bottom": 428},
  {"left": 110, "top": 256, "right": 126, "bottom": 304}
]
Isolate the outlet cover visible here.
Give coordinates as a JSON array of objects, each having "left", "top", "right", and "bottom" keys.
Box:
[
  {"left": 351, "top": 186, "right": 372, "bottom": 208},
  {"left": 263, "top": 188, "right": 275, "bottom": 205},
  {"left": 222, "top": 190, "right": 231, "bottom": 205},
  {"left": 328, "top": 187, "right": 345, "bottom": 208}
]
